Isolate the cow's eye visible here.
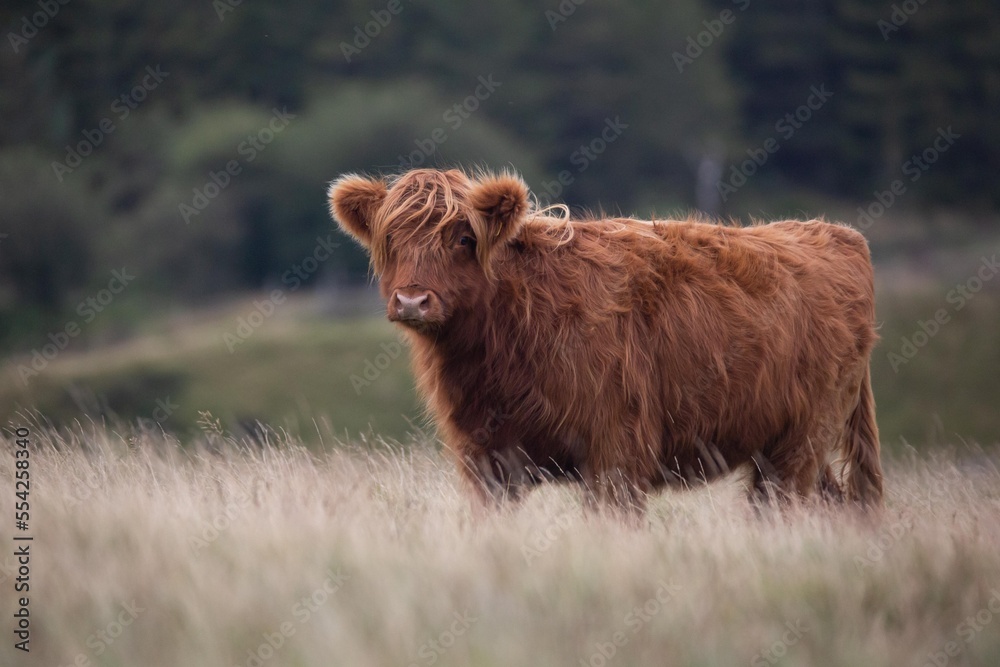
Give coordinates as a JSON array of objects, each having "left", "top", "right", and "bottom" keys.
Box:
[{"left": 458, "top": 235, "right": 476, "bottom": 248}]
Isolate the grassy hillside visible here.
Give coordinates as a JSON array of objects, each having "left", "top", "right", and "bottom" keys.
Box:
[
  {"left": 872, "top": 286, "right": 1000, "bottom": 449},
  {"left": 0, "top": 296, "right": 422, "bottom": 441},
  {"left": 2, "top": 424, "right": 999, "bottom": 667}
]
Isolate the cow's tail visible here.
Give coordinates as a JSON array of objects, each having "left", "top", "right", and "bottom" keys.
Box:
[{"left": 843, "top": 369, "right": 884, "bottom": 509}]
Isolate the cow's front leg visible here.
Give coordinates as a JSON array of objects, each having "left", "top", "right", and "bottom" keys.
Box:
[
  {"left": 580, "top": 421, "right": 656, "bottom": 520},
  {"left": 455, "top": 443, "right": 537, "bottom": 510}
]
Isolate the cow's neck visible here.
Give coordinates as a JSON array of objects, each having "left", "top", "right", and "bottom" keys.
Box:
[{"left": 421, "top": 284, "right": 533, "bottom": 406}]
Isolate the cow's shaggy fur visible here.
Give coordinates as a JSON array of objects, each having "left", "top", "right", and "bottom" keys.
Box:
[{"left": 329, "top": 168, "right": 883, "bottom": 513}]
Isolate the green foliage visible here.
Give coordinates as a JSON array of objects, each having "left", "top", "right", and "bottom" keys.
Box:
[
  {"left": 716, "top": 0, "right": 1000, "bottom": 208},
  {"left": 871, "top": 288, "right": 1000, "bottom": 449},
  {"left": 0, "top": 306, "right": 421, "bottom": 439},
  {"left": 0, "top": 147, "right": 98, "bottom": 308}
]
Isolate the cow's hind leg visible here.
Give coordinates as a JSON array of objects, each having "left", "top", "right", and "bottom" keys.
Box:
[
  {"left": 749, "top": 412, "right": 852, "bottom": 511},
  {"left": 817, "top": 463, "right": 845, "bottom": 504},
  {"left": 747, "top": 451, "right": 793, "bottom": 508},
  {"left": 747, "top": 428, "right": 827, "bottom": 509}
]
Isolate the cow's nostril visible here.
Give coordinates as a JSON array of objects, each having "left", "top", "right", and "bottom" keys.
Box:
[{"left": 393, "top": 291, "right": 433, "bottom": 320}]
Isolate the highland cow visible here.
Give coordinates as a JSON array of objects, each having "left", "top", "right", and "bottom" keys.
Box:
[{"left": 329, "top": 168, "right": 883, "bottom": 513}]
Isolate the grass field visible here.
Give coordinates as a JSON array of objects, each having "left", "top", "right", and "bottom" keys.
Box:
[
  {"left": 2, "top": 422, "right": 1000, "bottom": 667},
  {"left": 0, "top": 296, "right": 422, "bottom": 440}
]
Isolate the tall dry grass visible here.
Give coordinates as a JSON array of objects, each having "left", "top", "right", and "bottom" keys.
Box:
[{"left": 1, "top": 420, "right": 999, "bottom": 667}]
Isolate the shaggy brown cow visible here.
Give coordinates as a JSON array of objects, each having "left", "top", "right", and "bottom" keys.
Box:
[{"left": 329, "top": 168, "right": 883, "bottom": 513}]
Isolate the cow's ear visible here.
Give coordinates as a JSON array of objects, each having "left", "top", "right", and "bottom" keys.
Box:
[
  {"left": 469, "top": 174, "right": 529, "bottom": 249},
  {"left": 328, "top": 175, "right": 387, "bottom": 248}
]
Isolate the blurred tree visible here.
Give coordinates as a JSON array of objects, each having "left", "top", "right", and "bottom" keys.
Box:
[
  {"left": 0, "top": 148, "right": 96, "bottom": 308},
  {"left": 712, "top": 0, "right": 844, "bottom": 192},
  {"left": 834, "top": 0, "right": 1000, "bottom": 207},
  {"left": 384, "top": 0, "right": 739, "bottom": 212}
]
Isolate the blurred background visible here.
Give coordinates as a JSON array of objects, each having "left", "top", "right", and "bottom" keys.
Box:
[{"left": 0, "top": 0, "right": 997, "bottom": 450}]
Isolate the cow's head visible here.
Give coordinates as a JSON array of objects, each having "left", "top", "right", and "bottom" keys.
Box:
[{"left": 329, "top": 168, "right": 529, "bottom": 333}]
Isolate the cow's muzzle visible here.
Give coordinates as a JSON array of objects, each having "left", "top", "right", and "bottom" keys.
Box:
[{"left": 388, "top": 287, "right": 443, "bottom": 326}]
